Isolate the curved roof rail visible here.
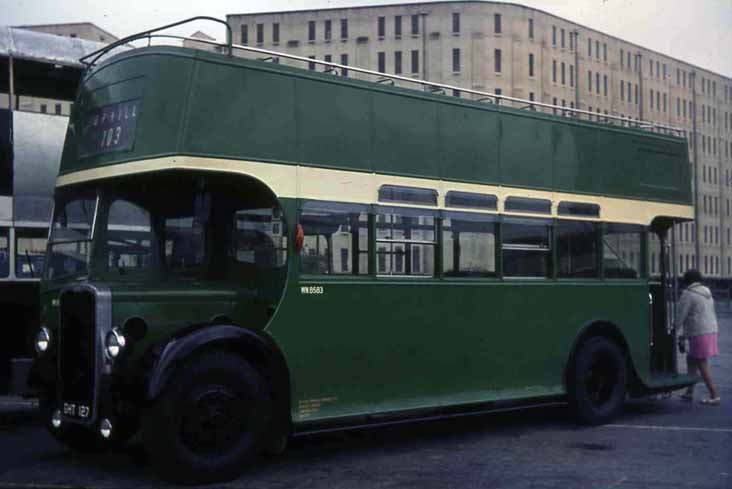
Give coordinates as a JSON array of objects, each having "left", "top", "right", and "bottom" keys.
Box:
[{"left": 79, "top": 16, "right": 232, "bottom": 68}]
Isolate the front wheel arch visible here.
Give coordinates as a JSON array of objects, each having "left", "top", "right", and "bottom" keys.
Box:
[{"left": 145, "top": 325, "right": 292, "bottom": 443}]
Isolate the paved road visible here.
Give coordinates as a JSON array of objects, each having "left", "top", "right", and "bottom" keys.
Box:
[{"left": 1, "top": 313, "right": 730, "bottom": 489}]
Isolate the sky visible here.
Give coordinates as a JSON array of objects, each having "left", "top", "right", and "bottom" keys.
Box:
[{"left": 2, "top": 0, "right": 731, "bottom": 77}]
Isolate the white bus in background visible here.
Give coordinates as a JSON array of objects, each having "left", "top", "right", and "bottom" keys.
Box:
[{"left": 0, "top": 26, "right": 104, "bottom": 395}]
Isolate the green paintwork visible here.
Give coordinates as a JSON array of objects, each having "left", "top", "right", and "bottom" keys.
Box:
[
  {"left": 42, "top": 45, "right": 697, "bottom": 431},
  {"left": 61, "top": 46, "right": 692, "bottom": 205}
]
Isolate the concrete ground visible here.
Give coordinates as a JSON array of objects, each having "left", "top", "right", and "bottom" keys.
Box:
[{"left": 0, "top": 312, "right": 730, "bottom": 489}]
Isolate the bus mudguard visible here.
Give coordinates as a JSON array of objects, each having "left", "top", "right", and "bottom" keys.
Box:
[{"left": 146, "top": 324, "right": 290, "bottom": 405}]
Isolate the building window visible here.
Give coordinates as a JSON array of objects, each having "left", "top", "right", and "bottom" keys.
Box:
[
  {"left": 308, "top": 21, "right": 316, "bottom": 42},
  {"left": 529, "top": 92, "right": 535, "bottom": 101},
  {"left": 378, "top": 16, "right": 385, "bottom": 38},
  {"left": 552, "top": 26, "right": 557, "bottom": 46},
  {"left": 570, "top": 64, "right": 574, "bottom": 87},
  {"left": 340, "top": 54, "right": 348, "bottom": 76},
  {"left": 453, "top": 48, "right": 461, "bottom": 73},
  {"left": 411, "top": 50, "right": 419, "bottom": 74},
  {"left": 587, "top": 37, "right": 591, "bottom": 57},
  {"left": 495, "top": 88, "right": 502, "bottom": 96},
  {"left": 561, "top": 62, "right": 566, "bottom": 85},
  {"left": 603, "top": 75, "right": 608, "bottom": 96},
  {"left": 55, "top": 103, "right": 62, "bottom": 115},
  {"left": 240, "top": 25, "right": 248, "bottom": 44},
  {"left": 494, "top": 13, "right": 502, "bottom": 34},
  {"left": 596, "top": 72, "right": 600, "bottom": 94},
  {"left": 395, "top": 15, "right": 402, "bottom": 37},
  {"left": 341, "top": 19, "right": 348, "bottom": 39},
  {"left": 324, "top": 20, "right": 331, "bottom": 41},
  {"left": 273, "top": 23, "right": 280, "bottom": 43},
  {"left": 256, "top": 24, "right": 263, "bottom": 44},
  {"left": 621, "top": 81, "right": 625, "bottom": 101},
  {"left": 378, "top": 52, "right": 386, "bottom": 73},
  {"left": 453, "top": 13, "right": 460, "bottom": 34},
  {"left": 395, "top": 51, "right": 403, "bottom": 74},
  {"left": 603, "top": 43, "right": 607, "bottom": 61},
  {"left": 570, "top": 30, "right": 575, "bottom": 50},
  {"left": 528, "top": 18, "right": 534, "bottom": 40},
  {"left": 553, "top": 60, "right": 557, "bottom": 83},
  {"left": 494, "top": 49, "right": 501, "bottom": 73},
  {"left": 620, "top": 49, "right": 624, "bottom": 68},
  {"left": 561, "top": 28, "right": 565, "bottom": 48},
  {"left": 587, "top": 70, "right": 592, "bottom": 93},
  {"left": 308, "top": 56, "right": 316, "bottom": 70},
  {"left": 411, "top": 14, "right": 420, "bottom": 35},
  {"left": 40, "top": 104, "right": 47, "bottom": 113},
  {"left": 528, "top": 53, "right": 534, "bottom": 77},
  {"left": 595, "top": 40, "right": 600, "bottom": 59}
]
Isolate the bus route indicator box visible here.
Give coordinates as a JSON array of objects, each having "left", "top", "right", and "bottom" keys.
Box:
[{"left": 80, "top": 99, "right": 140, "bottom": 157}]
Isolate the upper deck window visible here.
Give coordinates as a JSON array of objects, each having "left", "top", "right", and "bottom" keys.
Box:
[
  {"left": 378, "top": 185, "right": 437, "bottom": 206},
  {"left": 445, "top": 191, "right": 497, "bottom": 211},
  {"left": 504, "top": 196, "right": 552, "bottom": 214}
]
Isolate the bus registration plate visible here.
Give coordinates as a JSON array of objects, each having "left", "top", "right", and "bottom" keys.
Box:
[{"left": 63, "top": 402, "right": 91, "bottom": 420}]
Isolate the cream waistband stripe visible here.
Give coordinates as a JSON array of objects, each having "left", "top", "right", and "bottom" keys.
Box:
[{"left": 56, "top": 156, "right": 694, "bottom": 225}]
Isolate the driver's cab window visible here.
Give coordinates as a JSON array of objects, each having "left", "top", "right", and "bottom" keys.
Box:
[
  {"left": 165, "top": 217, "right": 205, "bottom": 274},
  {"left": 106, "top": 200, "right": 153, "bottom": 272}
]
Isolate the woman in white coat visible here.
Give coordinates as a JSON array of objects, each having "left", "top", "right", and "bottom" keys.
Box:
[{"left": 678, "top": 269, "right": 721, "bottom": 405}]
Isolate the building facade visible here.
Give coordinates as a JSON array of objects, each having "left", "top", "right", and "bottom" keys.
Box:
[{"left": 227, "top": 1, "right": 732, "bottom": 281}]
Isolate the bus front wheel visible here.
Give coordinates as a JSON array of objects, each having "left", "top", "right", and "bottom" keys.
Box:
[
  {"left": 569, "top": 336, "right": 628, "bottom": 424},
  {"left": 142, "top": 350, "right": 269, "bottom": 484}
]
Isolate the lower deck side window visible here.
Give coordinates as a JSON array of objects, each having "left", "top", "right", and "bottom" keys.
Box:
[
  {"left": 557, "top": 220, "right": 599, "bottom": 278},
  {"left": 502, "top": 220, "right": 551, "bottom": 277},
  {"left": 443, "top": 213, "right": 496, "bottom": 277},
  {"left": 603, "top": 223, "right": 643, "bottom": 278},
  {"left": 376, "top": 207, "right": 435, "bottom": 276},
  {"left": 300, "top": 202, "right": 368, "bottom": 275}
]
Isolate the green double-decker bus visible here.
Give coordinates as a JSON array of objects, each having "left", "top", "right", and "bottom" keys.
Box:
[{"left": 30, "top": 19, "right": 695, "bottom": 484}]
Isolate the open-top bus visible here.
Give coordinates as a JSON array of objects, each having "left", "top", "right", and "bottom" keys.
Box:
[{"left": 30, "top": 18, "right": 695, "bottom": 484}]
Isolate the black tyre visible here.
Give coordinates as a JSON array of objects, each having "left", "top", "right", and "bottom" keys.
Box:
[
  {"left": 569, "top": 336, "right": 628, "bottom": 424},
  {"left": 39, "top": 394, "right": 106, "bottom": 453},
  {"left": 142, "top": 350, "right": 269, "bottom": 484}
]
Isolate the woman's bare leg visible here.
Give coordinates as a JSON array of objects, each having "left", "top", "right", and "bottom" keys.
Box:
[
  {"left": 697, "top": 359, "right": 720, "bottom": 399},
  {"left": 685, "top": 357, "right": 697, "bottom": 396}
]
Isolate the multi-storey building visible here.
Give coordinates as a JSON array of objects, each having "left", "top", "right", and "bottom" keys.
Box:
[{"left": 227, "top": 1, "right": 732, "bottom": 282}]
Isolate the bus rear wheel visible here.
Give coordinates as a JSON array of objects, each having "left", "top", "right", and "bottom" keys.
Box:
[
  {"left": 142, "top": 350, "right": 269, "bottom": 484},
  {"left": 569, "top": 336, "right": 628, "bottom": 424}
]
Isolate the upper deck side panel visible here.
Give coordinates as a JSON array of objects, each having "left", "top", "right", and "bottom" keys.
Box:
[{"left": 59, "top": 46, "right": 692, "bottom": 206}]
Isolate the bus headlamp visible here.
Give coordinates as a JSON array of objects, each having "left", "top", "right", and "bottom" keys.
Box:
[
  {"left": 35, "top": 327, "right": 51, "bottom": 354},
  {"left": 105, "top": 328, "right": 126, "bottom": 359}
]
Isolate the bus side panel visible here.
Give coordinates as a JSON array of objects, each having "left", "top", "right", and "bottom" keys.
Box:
[{"left": 267, "top": 279, "right": 649, "bottom": 424}]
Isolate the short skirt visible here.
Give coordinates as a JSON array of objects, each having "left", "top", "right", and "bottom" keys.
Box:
[{"left": 688, "top": 333, "right": 719, "bottom": 360}]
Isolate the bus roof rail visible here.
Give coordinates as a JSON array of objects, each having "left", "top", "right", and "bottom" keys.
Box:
[
  {"left": 79, "top": 21, "right": 687, "bottom": 139},
  {"left": 79, "top": 16, "right": 233, "bottom": 68}
]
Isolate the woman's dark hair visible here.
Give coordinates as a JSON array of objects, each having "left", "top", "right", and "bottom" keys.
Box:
[{"left": 682, "top": 269, "right": 702, "bottom": 286}]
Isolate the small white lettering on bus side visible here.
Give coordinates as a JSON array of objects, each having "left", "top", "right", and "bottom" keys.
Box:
[{"left": 300, "top": 286, "right": 324, "bottom": 295}]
